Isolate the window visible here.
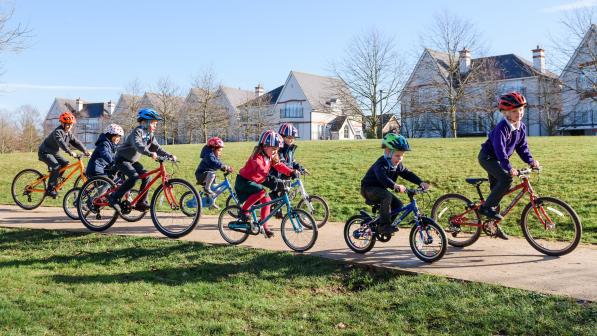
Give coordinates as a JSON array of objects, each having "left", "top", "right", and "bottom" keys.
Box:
[
  {"left": 344, "top": 125, "right": 349, "bottom": 139},
  {"left": 280, "top": 103, "right": 304, "bottom": 118}
]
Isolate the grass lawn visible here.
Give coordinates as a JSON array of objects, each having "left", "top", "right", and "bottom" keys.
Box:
[
  {"left": 1, "top": 136, "right": 596, "bottom": 243},
  {"left": 0, "top": 228, "right": 595, "bottom": 335}
]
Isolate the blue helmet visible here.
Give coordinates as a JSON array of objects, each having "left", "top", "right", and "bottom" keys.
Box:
[
  {"left": 258, "top": 130, "right": 283, "bottom": 148},
  {"left": 279, "top": 123, "right": 298, "bottom": 137},
  {"left": 137, "top": 108, "right": 162, "bottom": 122}
]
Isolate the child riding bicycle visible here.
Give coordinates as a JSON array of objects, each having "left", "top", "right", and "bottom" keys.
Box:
[
  {"left": 234, "top": 130, "right": 300, "bottom": 238},
  {"left": 108, "top": 108, "right": 176, "bottom": 214},
  {"left": 360, "top": 133, "right": 430, "bottom": 234},
  {"left": 194, "top": 136, "right": 233, "bottom": 207},
  {"left": 86, "top": 123, "right": 124, "bottom": 178},
  {"left": 477, "top": 91, "right": 540, "bottom": 240},
  {"left": 38, "top": 111, "right": 90, "bottom": 198}
]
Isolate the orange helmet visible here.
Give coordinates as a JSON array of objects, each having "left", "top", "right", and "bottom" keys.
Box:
[{"left": 59, "top": 111, "right": 76, "bottom": 124}]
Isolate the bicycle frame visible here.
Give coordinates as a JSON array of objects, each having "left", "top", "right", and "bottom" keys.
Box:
[
  {"left": 245, "top": 191, "right": 304, "bottom": 232},
  {"left": 27, "top": 159, "right": 86, "bottom": 193},
  {"left": 363, "top": 197, "right": 421, "bottom": 228}
]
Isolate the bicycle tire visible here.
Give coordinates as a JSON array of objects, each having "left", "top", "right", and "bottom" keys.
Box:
[
  {"left": 520, "top": 197, "right": 582, "bottom": 256},
  {"left": 150, "top": 178, "right": 201, "bottom": 238},
  {"left": 297, "top": 195, "right": 330, "bottom": 228},
  {"left": 11, "top": 169, "right": 46, "bottom": 210},
  {"left": 77, "top": 176, "right": 119, "bottom": 232},
  {"left": 217, "top": 205, "right": 250, "bottom": 245},
  {"left": 63, "top": 188, "right": 81, "bottom": 220},
  {"left": 343, "top": 214, "right": 376, "bottom": 254},
  {"left": 280, "top": 209, "right": 318, "bottom": 252},
  {"left": 409, "top": 217, "right": 447, "bottom": 263},
  {"left": 431, "top": 193, "right": 482, "bottom": 247}
]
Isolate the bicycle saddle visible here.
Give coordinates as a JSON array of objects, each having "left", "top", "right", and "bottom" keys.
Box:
[{"left": 465, "top": 178, "right": 488, "bottom": 185}]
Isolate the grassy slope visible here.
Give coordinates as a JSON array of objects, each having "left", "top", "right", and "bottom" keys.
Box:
[
  {"left": 1, "top": 137, "right": 596, "bottom": 243},
  {"left": 0, "top": 228, "right": 595, "bottom": 336}
]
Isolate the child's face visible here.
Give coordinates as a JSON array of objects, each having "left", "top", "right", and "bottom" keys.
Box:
[
  {"left": 284, "top": 136, "right": 295, "bottom": 145},
  {"left": 263, "top": 146, "right": 278, "bottom": 158},
  {"left": 62, "top": 123, "right": 73, "bottom": 132},
  {"left": 504, "top": 106, "right": 525, "bottom": 123},
  {"left": 386, "top": 149, "right": 405, "bottom": 166},
  {"left": 148, "top": 120, "right": 158, "bottom": 132},
  {"left": 111, "top": 135, "right": 121, "bottom": 145},
  {"left": 214, "top": 147, "right": 223, "bottom": 157}
]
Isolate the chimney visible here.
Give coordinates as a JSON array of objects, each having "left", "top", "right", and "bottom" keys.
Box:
[
  {"left": 532, "top": 45, "right": 545, "bottom": 73},
  {"left": 459, "top": 48, "right": 471, "bottom": 75},
  {"left": 255, "top": 83, "right": 264, "bottom": 98},
  {"left": 107, "top": 100, "right": 115, "bottom": 114},
  {"left": 75, "top": 98, "right": 83, "bottom": 112}
]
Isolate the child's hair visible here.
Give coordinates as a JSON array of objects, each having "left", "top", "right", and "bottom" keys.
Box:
[{"left": 250, "top": 145, "right": 280, "bottom": 163}]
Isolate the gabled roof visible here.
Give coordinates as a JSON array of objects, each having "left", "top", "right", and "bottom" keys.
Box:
[
  {"left": 238, "top": 85, "right": 283, "bottom": 108},
  {"left": 49, "top": 98, "right": 110, "bottom": 119},
  {"left": 115, "top": 94, "right": 142, "bottom": 108},
  {"left": 291, "top": 71, "right": 345, "bottom": 110},
  {"left": 219, "top": 86, "right": 254, "bottom": 108},
  {"left": 328, "top": 115, "right": 348, "bottom": 132},
  {"left": 560, "top": 24, "right": 597, "bottom": 79}
]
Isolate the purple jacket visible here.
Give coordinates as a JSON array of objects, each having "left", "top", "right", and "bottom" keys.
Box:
[{"left": 480, "top": 119, "right": 534, "bottom": 171}]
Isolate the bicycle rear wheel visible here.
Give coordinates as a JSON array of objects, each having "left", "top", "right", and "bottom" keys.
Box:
[
  {"left": 297, "top": 195, "right": 330, "bottom": 228},
  {"left": 281, "top": 209, "right": 318, "bottom": 252},
  {"left": 63, "top": 188, "right": 81, "bottom": 220},
  {"left": 431, "top": 193, "right": 481, "bottom": 247},
  {"left": 151, "top": 178, "right": 201, "bottom": 238},
  {"left": 409, "top": 217, "right": 447, "bottom": 263},
  {"left": 12, "top": 169, "right": 46, "bottom": 210},
  {"left": 521, "top": 197, "right": 582, "bottom": 256},
  {"left": 217, "top": 205, "right": 250, "bottom": 245},
  {"left": 77, "top": 176, "right": 118, "bottom": 231},
  {"left": 343, "top": 215, "right": 376, "bottom": 254}
]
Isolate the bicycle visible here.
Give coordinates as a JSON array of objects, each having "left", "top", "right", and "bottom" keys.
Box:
[
  {"left": 180, "top": 171, "right": 239, "bottom": 216},
  {"left": 64, "top": 185, "right": 146, "bottom": 222},
  {"left": 217, "top": 180, "right": 318, "bottom": 252},
  {"left": 76, "top": 156, "right": 200, "bottom": 238},
  {"left": 12, "top": 155, "right": 88, "bottom": 210},
  {"left": 430, "top": 168, "right": 582, "bottom": 256},
  {"left": 344, "top": 188, "right": 447, "bottom": 263}
]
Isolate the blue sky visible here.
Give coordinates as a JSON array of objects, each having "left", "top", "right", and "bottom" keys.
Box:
[{"left": 0, "top": 0, "right": 590, "bottom": 115}]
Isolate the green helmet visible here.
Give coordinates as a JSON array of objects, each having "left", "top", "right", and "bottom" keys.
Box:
[{"left": 382, "top": 133, "right": 411, "bottom": 151}]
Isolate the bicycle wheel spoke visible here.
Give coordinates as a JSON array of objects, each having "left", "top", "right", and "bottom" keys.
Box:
[
  {"left": 431, "top": 194, "right": 481, "bottom": 247},
  {"left": 151, "top": 180, "right": 200, "bottom": 238},
  {"left": 12, "top": 169, "right": 46, "bottom": 210},
  {"left": 281, "top": 209, "right": 317, "bottom": 252},
  {"left": 78, "top": 178, "right": 118, "bottom": 231},
  {"left": 217, "top": 205, "right": 249, "bottom": 245}
]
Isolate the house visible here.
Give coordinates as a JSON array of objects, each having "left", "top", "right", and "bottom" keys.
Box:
[
  {"left": 400, "top": 47, "right": 561, "bottom": 137},
  {"left": 237, "top": 84, "right": 283, "bottom": 141},
  {"left": 216, "top": 86, "right": 255, "bottom": 141},
  {"left": 111, "top": 94, "right": 142, "bottom": 133},
  {"left": 363, "top": 114, "right": 401, "bottom": 137},
  {"left": 327, "top": 115, "right": 362, "bottom": 140},
  {"left": 559, "top": 24, "right": 597, "bottom": 135},
  {"left": 44, "top": 98, "right": 114, "bottom": 148},
  {"left": 272, "top": 71, "right": 363, "bottom": 140}
]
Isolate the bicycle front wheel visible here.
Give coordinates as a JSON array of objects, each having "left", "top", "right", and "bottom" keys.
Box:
[
  {"left": 12, "top": 169, "right": 46, "bottom": 210},
  {"left": 63, "top": 188, "right": 81, "bottom": 220},
  {"left": 431, "top": 193, "right": 481, "bottom": 247},
  {"left": 297, "top": 195, "right": 330, "bottom": 228},
  {"left": 77, "top": 176, "right": 118, "bottom": 231},
  {"left": 151, "top": 178, "right": 201, "bottom": 238},
  {"left": 409, "top": 217, "right": 447, "bottom": 263},
  {"left": 281, "top": 209, "right": 318, "bottom": 252},
  {"left": 521, "top": 197, "right": 582, "bottom": 256},
  {"left": 217, "top": 205, "right": 250, "bottom": 245}
]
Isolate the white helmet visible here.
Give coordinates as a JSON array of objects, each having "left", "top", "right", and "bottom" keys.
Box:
[{"left": 105, "top": 123, "right": 124, "bottom": 136}]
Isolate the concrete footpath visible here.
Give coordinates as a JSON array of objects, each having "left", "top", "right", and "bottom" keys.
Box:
[{"left": 0, "top": 204, "right": 595, "bottom": 302}]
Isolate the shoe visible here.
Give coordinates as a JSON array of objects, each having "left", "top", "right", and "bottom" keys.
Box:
[
  {"left": 478, "top": 205, "right": 503, "bottom": 220},
  {"left": 495, "top": 226, "right": 509, "bottom": 240},
  {"left": 377, "top": 224, "right": 398, "bottom": 234},
  {"left": 134, "top": 201, "right": 149, "bottom": 212},
  {"left": 45, "top": 189, "right": 58, "bottom": 198},
  {"left": 263, "top": 228, "right": 275, "bottom": 238}
]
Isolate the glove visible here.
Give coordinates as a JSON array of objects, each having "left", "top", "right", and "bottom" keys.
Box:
[{"left": 291, "top": 170, "right": 301, "bottom": 179}]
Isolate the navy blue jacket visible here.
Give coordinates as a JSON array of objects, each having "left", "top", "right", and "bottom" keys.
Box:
[
  {"left": 195, "top": 146, "right": 226, "bottom": 178},
  {"left": 86, "top": 133, "right": 117, "bottom": 177},
  {"left": 361, "top": 156, "right": 423, "bottom": 189},
  {"left": 279, "top": 143, "right": 302, "bottom": 170},
  {"left": 480, "top": 118, "right": 534, "bottom": 171}
]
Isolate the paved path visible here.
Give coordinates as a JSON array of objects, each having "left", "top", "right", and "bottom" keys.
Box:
[{"left": 0, "top": 205, "right": 595, "bottom": 301}]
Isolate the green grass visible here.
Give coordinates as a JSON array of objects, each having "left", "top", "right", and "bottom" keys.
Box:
[
  {"left": 0, "top": 228, "right": 595, "bottom": 335},
  {"left": 2, "top": 137, "right": 596, "bottom": 243}
]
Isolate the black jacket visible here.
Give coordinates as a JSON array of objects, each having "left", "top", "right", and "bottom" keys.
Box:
[{"left": 361, "top": 156, "right": 423, "bottom": 189}]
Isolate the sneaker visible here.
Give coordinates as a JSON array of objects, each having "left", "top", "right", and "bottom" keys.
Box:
[
  {"left": 45, "top": 189, "right": 58, "bottom": 198},
  {"left": 134, "top": 201, "right": 150, "bottom": 212},
  {"left": 263, "top": 228, "right": 275, "bottom": 238},
  {"left": 495, "top": 225, "right": 509, "bottom": 240},
  {"left": 478, "top": 205, "right": 503, "bottom": 220},
  {"left": 377, "top": 223, "right": 398, "bottom": 234}
]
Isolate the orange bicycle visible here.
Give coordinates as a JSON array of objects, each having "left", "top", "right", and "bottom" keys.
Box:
[
  {"left": 431, "top": 168, "right": 582, "bottom": 256},
  {"left": 11, "top": 155, "right": 87, "bottom": 210}
]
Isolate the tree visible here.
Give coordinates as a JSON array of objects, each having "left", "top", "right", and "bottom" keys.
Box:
[
  {"left": 113, "top": 78, "right": 144, "bottom": 133},
  {"left": 419, "top": 11, "right": 486, "bottom": 137},
  {"left": 17, "top": 105, "right": 41, "bottom": 152},
  {"left": 332, "top": 29, "right": 406, "bottom": 138},
  {"left": 238, "top": 90, "right": 277, "bottom": 141},
  {"left": 0, "top": 5, "right": 29, "bottom": 76},
  {"left": 0, "top": 110, "right": 18, "bottom": 153},
  {"left": 153, "top": 77, "right": 182, "bottom": 145}
]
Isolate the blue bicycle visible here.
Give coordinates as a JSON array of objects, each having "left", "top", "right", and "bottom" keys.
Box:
[
  {"left": 180, "top": 171, "right": 239, "bottom": 216},
  {"left": 217, "top": 180, "right": 318, "bottom": 252},
  {"left": 343, "top": 188, "right": 447, "bottom": 263}
]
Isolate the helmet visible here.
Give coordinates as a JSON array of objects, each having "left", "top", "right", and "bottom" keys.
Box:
[
  {"left": 137, "top": 108, "right": 163, "bottom": 122},
  {"left": 498, "top": 92, "right": 527, "bottom": 111},
  {"left": 207, "top": 136, "right": 224, "bottom": 148},
  {"left": 59, "top": 111, "right": 76, "bottom": 124},
  {"left": 104, "top": 123, "right": 124, "bottom": 136},
  {"left": 278, "top": 123, "right": 298, "bottom": 137},
  {"left": 258, "top": 130, "right": 283, "bottom": 148},
  {"left": 382, "top": 133, "right": 410, "bottom": 151}
]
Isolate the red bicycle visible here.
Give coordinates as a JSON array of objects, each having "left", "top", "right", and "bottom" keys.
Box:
[
  {"left": 76, "top": 156, "right": 201, "bottom": 238},
  {"left": 431, "top": 168, "right": 582, "bottom": 256}
]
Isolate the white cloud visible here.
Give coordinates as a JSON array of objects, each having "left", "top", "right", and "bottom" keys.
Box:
[
  {"left": 543, "top": 0, "right": 597, "bottom": 12},
  {"left": 0, "top": 83, "right": 122, "bottom": 91}
]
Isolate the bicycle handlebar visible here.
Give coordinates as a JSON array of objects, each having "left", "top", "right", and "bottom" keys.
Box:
[
  {"left": 156, "top": 156, "right": 178, "bottom": 163},
  {"left": 517, "top": 167, "right": 541, "bottom": 177}
]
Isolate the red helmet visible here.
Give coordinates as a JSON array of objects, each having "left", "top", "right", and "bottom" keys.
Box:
[
  {"left": 498, "top": 92, "right": 527, "bottom": 111},
  {"left": 59, "top": 111, "right": 76, "bottom": 124},
  {"left": 207, "top": 137, "right": 224, "bottom": 148}
]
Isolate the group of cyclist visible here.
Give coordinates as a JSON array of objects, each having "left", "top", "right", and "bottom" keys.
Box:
[{"left": 39, "top": 91, "right": 536, "bottom": 241}]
